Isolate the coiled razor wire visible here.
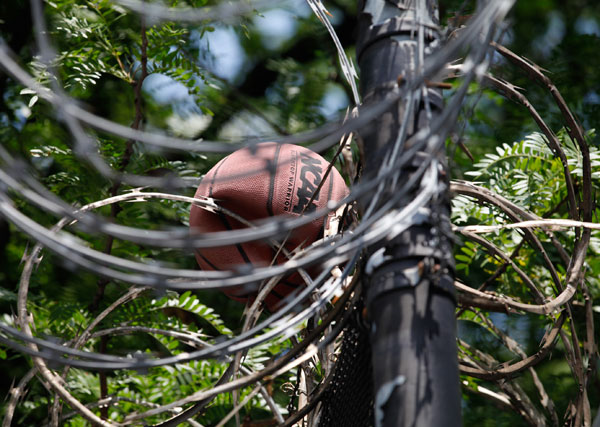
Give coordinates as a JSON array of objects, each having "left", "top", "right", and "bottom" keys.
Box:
[{"left": 0, "top": 0, "right": 515, "bottom": 425}]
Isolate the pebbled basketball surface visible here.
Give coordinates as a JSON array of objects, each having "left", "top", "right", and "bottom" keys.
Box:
[{"left": 189, "top": 142, "right": 349, "bottom": 311}]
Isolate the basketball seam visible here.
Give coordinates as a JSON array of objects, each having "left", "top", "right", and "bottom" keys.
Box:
[
  {"left": 269, "top": 288, "right": 286, "bottom": 301},
  {"left": 191, "top": 144, "right": 348, "bottom": 310},
  {"left": 208, "top": 157, "right": 228, "bottom": 198},
  {"left": 218, "top": 213, "right": 253, "bottom": 265},
  {"left": 277, "top": 279, "right": 303, "bottom": 288},
  {"left": 266, "top": 143, "right": 281, "bottom": 217},
  {"left": 195, "top": 250, "right": 221, "bottom": 271},
  {"left": 209, "top": 154, "right": 254, "bottom": 266}
]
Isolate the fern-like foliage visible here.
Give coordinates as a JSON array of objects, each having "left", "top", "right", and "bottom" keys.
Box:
[{"left": 453, "top": 128, "right": 599, "bottom": 297}]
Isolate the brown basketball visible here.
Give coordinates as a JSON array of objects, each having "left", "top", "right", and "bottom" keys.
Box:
[{"left": 189, "top": 142, "right": 349, "bottom": 312}]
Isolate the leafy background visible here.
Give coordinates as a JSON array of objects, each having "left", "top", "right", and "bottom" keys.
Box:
[{"left": 0, "top": 0, "right": 599, "bottom": 425}]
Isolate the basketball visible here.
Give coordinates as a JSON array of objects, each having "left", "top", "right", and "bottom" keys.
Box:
[{"left": 189, "top": 142, "right": 349, "bottom": 312}]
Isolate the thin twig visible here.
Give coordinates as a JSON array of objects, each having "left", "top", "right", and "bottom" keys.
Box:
[
  {"left": 120, "top": 276, "right": 359, "bottom": 423},
  {"left": 457, "top": 218, "right": 600, "bottom": 233},
  {"left": 2, "top": 368, "right": 37, "bottom": 427},
  {"left": 458, "top": 313, "right": 564, "bottom": 380},
  {"left": 215, "top": 385, "right": 261, "bottom": 427},
  {"left": 455, "top": 281, "right": 574, "bottom": 315},
  {"left": 475, "top": 313, "right": 558, "bottom": 425},
  {"left": 483, "top": 74, "right": 578, "bottom": 221},
  {"left": 459, "top": 230, "right": 546, "bottom": 303},
  {"left": 451, "top": 181, "right": 563, "bottom": 292},
  {"left": 492, "top": 42, "right": 592, "bottom": 222}
]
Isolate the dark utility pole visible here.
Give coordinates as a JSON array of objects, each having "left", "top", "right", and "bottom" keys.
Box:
[{"left": 356, "top": 1, "right": 461, "bottom": 426}]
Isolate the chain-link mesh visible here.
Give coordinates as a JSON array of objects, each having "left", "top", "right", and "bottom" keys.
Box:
[{"left": 318, "top": 299, "right": 373, "bottom": 427}]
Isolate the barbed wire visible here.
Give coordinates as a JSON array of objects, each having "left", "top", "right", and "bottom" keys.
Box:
[
  {"left": 5, "top": 0, "right": 594, "bottom": 425},
  {"left": 2, "top": 0, "right": 510, "bottom": 387}
]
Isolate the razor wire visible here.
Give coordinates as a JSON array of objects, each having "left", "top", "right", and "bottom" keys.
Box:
[
  {"left": 3, "top": 0, "right": 506, "bottom": 392},
  {"left": 0, "top": 0, "right": 515, "bottom": 425}
]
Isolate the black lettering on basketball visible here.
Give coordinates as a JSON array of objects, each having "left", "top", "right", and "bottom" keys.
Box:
[
  {"left": 292, "top": 153, "right": 323, "bottom": 214},
  {"left": 283, "top": 150, "right": 298, "bottom": 212}
]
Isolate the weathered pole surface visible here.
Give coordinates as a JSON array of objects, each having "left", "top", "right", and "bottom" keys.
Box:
[{"left": 356, "top": 1, "right": 462, "bottom": 426}]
